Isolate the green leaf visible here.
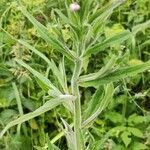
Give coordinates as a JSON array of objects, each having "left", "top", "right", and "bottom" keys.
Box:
[
  {"left": 105, "top": 111, "right": 124, "bottom": 124},
  {"left": 121, "top": 131, "right": 131, "bottom": 147},
  {"left": 61, "top": 118, "right": 75, "bottom": 150},
  {"left": 79, "top": 60, "right": 150, "bottom": 87},
  {"left": 82, "top": 83, "right": 114, "bottom": 127},
  {"left": 0, "top": 96, "right": 73, "bottom": 138},
  {"left": 50, "top": 59, "right": 68, "bottom": 93},
  {"left": 18, "top": 39, "right": 51, "bottom": 65},
  {"left": 127, "top": 127, "right": 143, "bottom": 138},
  {"left": 80, "top": 0, "right": 92, "bottom": 23},
  {"left": 128, "top": 114, "right": 146, "bottom": 126},
  {"left": 46, "top": 134, "right": 61, "bottom": 150},
  {"left": 89, "top": 0, "right": 125, "bottom": 39},
  {"left": 15, "top": 59, "right": 61, "bottom": 94},
  {"left": 80, "top": 55, "right": 117, "bottom": 82},
  {"left": 18, "top": 4, "right": 75, "bottom": 61},
  {"left": 0, "top": 109, "right": 18, "bottom": 125},
  {"left": 59, "top": 58, "right": 68, "bottom": 93},
  {"left": 89, "top": 0, "right": 126, "bottom": 23},
  {"left": 54, "top": 9, "right": 72, "bottom": 25},
  {"left": 131, "top": 142, "right": 148, "bottom": 150},
  {"left": 132, "top": 20, "right": 150, "bottom": 35},
  {"left": 84, "top": 85, "right": 104, "bottom": 120},
  {"left": 12, "top": 82, "right": 24, "bottom": 116},
  {"left": 84, "top": 30, "right": 131, "bottom": 56},
  {"left": 0, "top": 86, "right": 15, "bottom": 108}
]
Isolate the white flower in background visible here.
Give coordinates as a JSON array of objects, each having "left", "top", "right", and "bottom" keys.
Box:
[{"left": 70, "top": 2, "right": 80, "bottom": 12}]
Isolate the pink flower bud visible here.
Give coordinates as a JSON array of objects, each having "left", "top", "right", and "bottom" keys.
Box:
[{"left": 70, "top": 2, "right": 80, "bottom": 12}]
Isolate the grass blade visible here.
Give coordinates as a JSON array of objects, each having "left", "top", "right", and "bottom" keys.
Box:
[
  {"left": 12, "top": 82, "right": 25, "bottom": 136},
  {"left": 12, "top": 82, "right": 24, "bottom": 116}
]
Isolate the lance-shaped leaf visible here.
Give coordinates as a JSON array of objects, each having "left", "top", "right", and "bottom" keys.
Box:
[
  {"left": 79, "top": 55, "right": 117, "bottom": 82},
  {"left": 54, "top": 9, "right": 72, "bottom": 25},
  {"left": 17, "top": 40, "right": 69, "bottom": 94},
  {"left": 18, "top": 5, "right": 75, "bottom": 61},
  {"left": 79, "top": 60, "right": 150, "bottom": 88},
  {"left": 18, "top": 39, "right": 51, "bottom": 66},
  {"left": 83, "top": 86, "right": 105, "bottom": 120},
  {"left": 0, "top": 95, "right": 75, "bottom": 138},
  {"left": 50, "top": 59, "right": 68, "bottom": 93},
  {"left": 84, "top": 30, "right": 131, "bottom": 56},
  {"left": 15, "top": 59, "right": 61, "bottom": 94},
  {"left": 61, "top": 118, "right": 75, "bottom": 150},
  {"left": 0, "top": 99, "right": 64, "bottom": 138},
  {"left": 82, "top": 83, "right": 114, "bottom": 127},
  {"left": 89, "top": 0, "right": 126, "bottom": 23},
  {"left": 90, "top": 0, "right": 126, "bottom": 37},
  {"left": 132, "top": 20, "right": 150, "bottom": 35},
  {"left": 80, "top": 0, "right": 92, "bottom": 23}
]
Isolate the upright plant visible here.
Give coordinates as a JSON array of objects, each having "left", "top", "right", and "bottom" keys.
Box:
[{"left": 0, "top": 0, "right": 150, "bottom": 149}]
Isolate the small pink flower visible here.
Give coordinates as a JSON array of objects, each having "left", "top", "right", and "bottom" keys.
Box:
[{"left": 70, "top": 2, "right": 80, "bottom": 12}]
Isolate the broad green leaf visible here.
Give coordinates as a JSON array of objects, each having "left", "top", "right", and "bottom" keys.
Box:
[
  {"left": 18, "top": 4, "right": 75, "bottom": 61},
  {"left": 79, "top": 60, "right": 150, "bottom": 87},
  {"left": 131, "top": 142, "right": 148, "bottom": 150},
  {"left": 105, "top": 111, "right": 124, "bottom": 124},
  {"left": 15, "top": 59, "right": 61, "bottom": 94},
  {"left": 127, "top": 127, "right": 143, "bottom": 138},
  {"left": 0, "top": 96, "right": 72, "bottom": 138},
  {"left": 121, "top": 131, "right": 131, "bottom": 147},
  {"left": 82, "top": 83, "right": 114, "bottom": 127},
  {"left": 84, "top": 30, "right": 131, "bottom": 56},
  {"left": 105, "top": 23, "right": 125, "bottom": 39},
  {"left": 128, "top": 114, "right": 146, "bottom": 126},
  {"left": 0, "top": 64, "right": 13, "bottom": 85}
]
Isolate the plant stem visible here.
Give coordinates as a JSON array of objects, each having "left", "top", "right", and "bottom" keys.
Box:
[{"left": 71, "top": 58, "right": 83, "bottom": 150}]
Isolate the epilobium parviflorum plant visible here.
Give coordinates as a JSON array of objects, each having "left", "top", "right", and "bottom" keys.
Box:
[{"left": 0, "top": 0, "right": 150, "bottom": 149}]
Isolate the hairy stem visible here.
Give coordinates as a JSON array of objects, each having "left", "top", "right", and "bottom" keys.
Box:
[{"left": 71, "top": 58, "right": 83, "bottom": 150}]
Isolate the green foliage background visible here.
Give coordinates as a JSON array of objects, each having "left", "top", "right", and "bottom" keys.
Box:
[{"left": 0, "top": 0, "right": 150, "bottom": 149}]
